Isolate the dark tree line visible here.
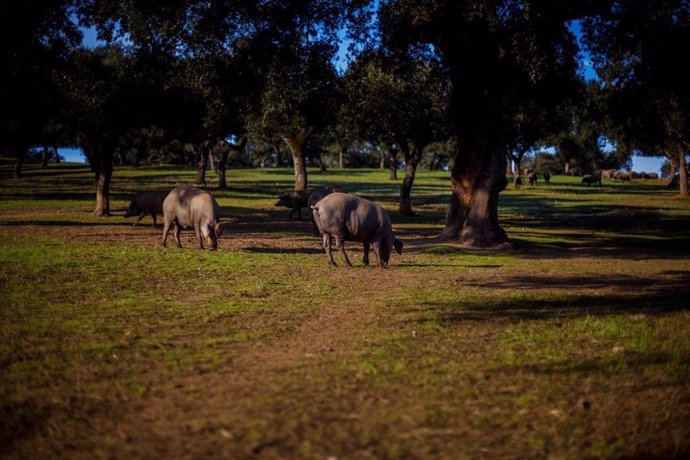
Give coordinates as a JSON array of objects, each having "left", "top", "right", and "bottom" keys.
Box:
[{"left": 3, "top": 0, "right": 688, "bottom": 244}]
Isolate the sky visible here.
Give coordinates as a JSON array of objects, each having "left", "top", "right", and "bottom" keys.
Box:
[{"left": 58, "top": 147, "right": 664, "bottom": 174}]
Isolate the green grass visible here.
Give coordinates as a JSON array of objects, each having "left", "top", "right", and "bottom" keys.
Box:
[{"left": 1, "top": 159, "right": 690, "bottom": 458}]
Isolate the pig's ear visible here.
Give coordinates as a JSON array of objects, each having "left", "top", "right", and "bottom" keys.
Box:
[{"left": 394, "top": 238, "right": 403, "bottom": 255}]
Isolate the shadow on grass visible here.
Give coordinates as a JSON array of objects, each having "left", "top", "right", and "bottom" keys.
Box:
[
  {"left": 407, "top": 271, "right": 689, "bottom": 325},
  {"left": 244, "top": 247, "right": 323, "bottom": 255},
  {"left": 516, "top": 350, "right": 690, "bottom": 381}
]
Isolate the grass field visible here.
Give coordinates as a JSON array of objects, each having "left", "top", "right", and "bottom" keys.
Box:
[{"left": 1, "top": 159, "right": 690, "bottom": 459}]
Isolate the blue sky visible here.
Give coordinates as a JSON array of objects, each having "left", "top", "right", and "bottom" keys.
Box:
[{"left": 58, "top": 147, "right": 664, "bottom": 174}]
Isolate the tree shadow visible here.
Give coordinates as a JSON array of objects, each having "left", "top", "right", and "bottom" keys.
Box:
[
  {"left": 405, "top": 271, "right": 689, "bottom": 325},
  {"left": 244, "top": 247, "right": 323, "bottom": 255}
]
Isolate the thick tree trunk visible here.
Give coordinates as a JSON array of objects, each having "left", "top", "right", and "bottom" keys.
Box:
[
  {"left": 399, "top": 143, "right": 423, "bottom": 215},
  {"left": 54, "top": 146, "right": 60, "bottom": 163},
  {"left": 441, "top": 139, "right": 509, "bottom": 246},
  {"left": 217, "top": 150, "right": 229, "bottom": 189},
  {"left": 667, "top": 155, "right": 679, "bottom": 188},
  {"left": 316, "top": 152, "right": 327, "bottom": 173},
  {"left": 339, "top": 148, "right": 345, "bottom": 168},
  {"left": 387, "top": 145, "right": 398, "bottom": 180},
  {"left": 680, "top": 150, "right": 688, "bottom": 197},
  {"left": 209, "top": 150, "right": 218, "bottom": 174},
  {"left": 284, "top": 129, "right": 311, "bottom": 191},
  {"left": 379, "top": 150, "right": 385, "bottom": 169},
  {"left": 93, "top": 145, "right": 113, "bottom": 216},
  {"left": 195, "top": 141, "right": 209, "bottom": 186}
]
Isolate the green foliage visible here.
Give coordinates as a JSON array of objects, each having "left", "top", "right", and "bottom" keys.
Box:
[
  {"left": 583, "top": 0, "right": 690, "bottom": 159},
  {"left": 0, "top": 0, "right": 80, "bottom": 155}
]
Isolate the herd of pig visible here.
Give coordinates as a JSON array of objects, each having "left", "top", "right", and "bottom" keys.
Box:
[{"left": 124, "top": 186, "right": 403, "bottom": 268}]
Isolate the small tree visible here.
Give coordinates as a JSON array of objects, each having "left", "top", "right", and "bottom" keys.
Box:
[{"left": 341, "top": 49, "right": 449, "bottom": 214}]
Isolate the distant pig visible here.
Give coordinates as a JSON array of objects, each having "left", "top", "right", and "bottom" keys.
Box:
[
  {"left": 275, "top": 190, "right": 311, "bottom": 219},
  {"left": 124, "top": 191, "right": 168, "bottom": 226},
  {"left": 312, "top": 192, "right": 403, "bottom": 268},
  {"left": 162, "top": 186, "right": 222, "bottom": 250},
  {"left": 581, "top": 173, "right": 602, "bottom": 186}
]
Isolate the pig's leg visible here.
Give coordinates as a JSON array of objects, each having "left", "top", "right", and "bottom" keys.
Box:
[
  {"left": 174, "top": 222, "right": 183, "bottom": 248},
  {"left": 373, "top": 241, "right": 382, "bottom": 267},
  {"left": 336, "top": 236, "right": 352, "bottom": 267},
  {"left": 135, "top": 212, "right": 145, "bottom": 226},
  {"left": 150, "top": 212, "right": 157, "bottom": 227},
  {"left": 194, "top": 224, "right": 205, "bottom": 249},
  {"left": 162, "top": 219, "right": 172, "bottom": 246},
  {"left": 208, "top": 228, "right": 218, "bottom": 251},
  {"left": 362, "top": 242, "right": 370, "bottom": 265},
  {"left": 323, "top": 233, "right": 336, "bottom": 266}
]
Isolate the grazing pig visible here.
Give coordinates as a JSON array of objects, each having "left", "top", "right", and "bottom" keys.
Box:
[
  {"left": 308, "top": 189, "right": 329, "bottom": 235},
  {"left": 602, "top": 169, "right": 617, "bottom": 180},
  {"left": 581, "top": 173, "right": 602, "bottom": 186},
  {"left": 162, "top": 186, "right": 222, "bottom": 250},
  {"left": 275, "top": 190, "right": 311, "bottom": 219},
  {"left": 124, "top": 191, "right": 168, "bottom": 226},
  {"left": 527, "top": 172, "right": 538, "bottom": 186},
  {"left": 312, "top": 193, "right": 403, "bottom": 268},
  {"left": 543, "top": 171, "right": 551, "bottom": 184}
]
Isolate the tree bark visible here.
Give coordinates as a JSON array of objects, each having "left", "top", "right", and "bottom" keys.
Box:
[
  {"left": 216, "top": 146, "right": 229, "bottom": 190},
  {"left": 666, "top": 154, "right": 679, "bottom": 188},
  {"left": 284, "top": 129, "right": 312, "bottom": 191},
  {"left": 214, "top": 137, "right": 246, "bottom": 190},
  {"left": 209, "top": 149, "right": 218, "bottom": 174},
  {"left": 339, "top": 147, "right": 345, "bottom": 168},
  {"left": 441, "top": 140, "right": 509, "bottom": 246},
  {"left": 54, "top": 146, "right": 60, "bottom": 163},
  {"left": 387, "top": 144, "right": 398, "bottom": 180},
  {"left": 93, "top": 144, "right": 113, "bottom": 216},
  {"left": 680, "top": 150, "right": 688, "bottom": 197},
  {"left": 379, "top": 149, "right": 385, "bottom": 169},
  {"left": 399, "top": 142, "right": 424, "bottom": 215},
  {"left": 315, "top": 150, "right": 328, "bottom": 173},
  {"left": 195, "top": 141, "right": 209, "bottom": 186}
]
